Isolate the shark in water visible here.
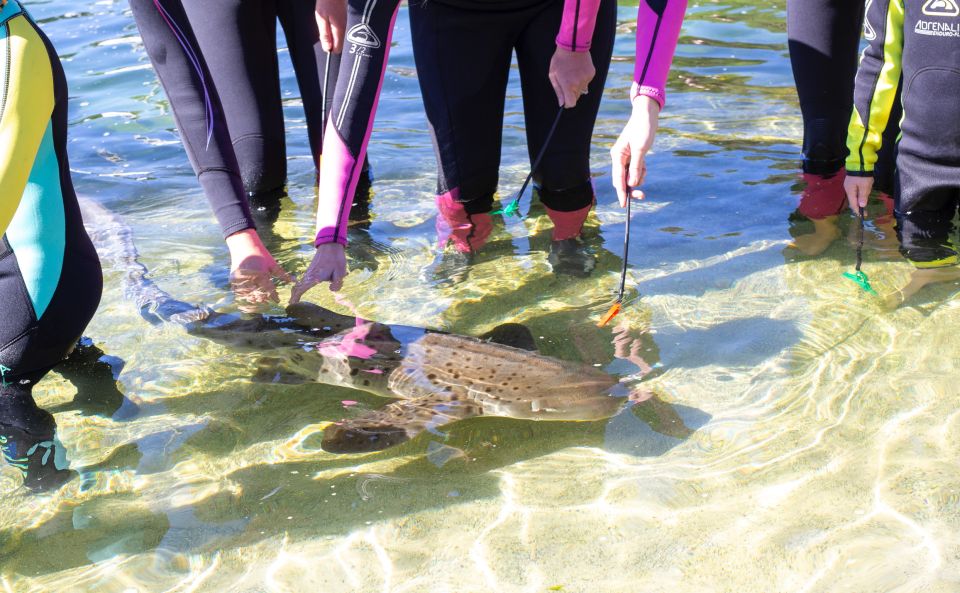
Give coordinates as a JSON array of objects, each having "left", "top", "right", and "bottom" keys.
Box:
[{"left": 81, "top": 199, "right": 691, "bottom": 454}]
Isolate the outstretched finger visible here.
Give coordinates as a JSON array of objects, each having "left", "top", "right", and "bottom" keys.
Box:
[
  {"left": 329, "top": 270, "right": 345, "bottom": 292},
  {"left": 290, "top": 278, "right": 314, "bottom": 304}
]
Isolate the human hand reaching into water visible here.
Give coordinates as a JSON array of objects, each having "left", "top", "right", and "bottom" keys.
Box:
[
  {"left": 226, "top": 229, "right": 294, "bottom": 313},
  {"left": 290, "top": 242, "right": 348, "bottom": 303},
  {"left": 315, "top": 0, "right": 347, "bottom": 53},
  {"left": 611, "top": 96, "right": 660, "bottom": 207},
  {"left": 549, "top": 47, "right": 595, "bottom": 109}
]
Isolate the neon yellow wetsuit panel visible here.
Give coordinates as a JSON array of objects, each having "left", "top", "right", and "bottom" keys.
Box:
[
  {"left": 845, "top": 0, "right": 904, "bottom": 175},
  {"left": 0, "top": 1, "right": 54, "bottom": 237}
]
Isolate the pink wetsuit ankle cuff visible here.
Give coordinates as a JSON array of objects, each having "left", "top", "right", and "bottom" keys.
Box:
[{"left": 631, "top": 82, "right": 665, "bottom": 109}]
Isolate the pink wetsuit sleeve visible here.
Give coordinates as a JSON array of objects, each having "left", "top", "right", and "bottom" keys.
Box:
[
  {"left": 632, "top": 0, "right": 686, "bottom": 109},
  {"left": 556, "top": 0, "right": 601, "bottom": 52},
  {"left": 315, "top": 0, "right": 401, "bottom": 246}
]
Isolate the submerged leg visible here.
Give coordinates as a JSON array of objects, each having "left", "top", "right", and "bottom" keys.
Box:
[
  {"left": 518, "top": 0, "right": 615, "bottom": 275},
  {"left": 882, "top": 267, "right": 960, "bottom": 310},
  {"left": 48, "top": 339, "right": 134, "bottom": 419},
  {"left": 886, "top": 173, "right": 960, "bottom": 309},
  {"left": 0, "top": 385, "right": 75, "bottom": 492}
]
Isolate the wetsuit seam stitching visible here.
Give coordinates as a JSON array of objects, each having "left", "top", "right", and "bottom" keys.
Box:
[
  {"left": 0, "top": 325, "right": 37, "bottom": 355},
  {"left": 636, "top": 10, "right": 663, "bottom": 86},
  {"left": 329, "top": 125, "right": 354, "bottom": 244},
  {"left": 903, "top": 66, "right": 960, "bottom": 98},
  {"left": 196, "top": 166, "right": 239, "bottom": 175},
  {"left": 571, "top": 0, "right": 580, "bottom": 51},
  {"left": 1, "top": 22, "right": 10, "bottom": 123},
  {"left": 857, "top": 2, "right": 891, "bottom": 173},
  {"left": 229, "top": 132, "right": 271, "bottom": 143}
]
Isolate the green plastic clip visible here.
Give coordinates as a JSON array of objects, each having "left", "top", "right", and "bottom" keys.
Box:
[
  {"left": 842, "top": 270, "right": 877, "bottom": 295},
  {"left": 492, "top": 199, "right": 521, "bottom": 217}
]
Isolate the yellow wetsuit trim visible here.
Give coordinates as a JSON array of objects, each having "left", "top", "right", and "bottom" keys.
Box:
[
  {"left": 913, "top": 255, "right": 960, "bottom": 269},
  {"left": 845, "top": 0, "right": 904, "bottom": 174},
  {"left": 0, "top": 13, "right": 55, "bottom": 238}
]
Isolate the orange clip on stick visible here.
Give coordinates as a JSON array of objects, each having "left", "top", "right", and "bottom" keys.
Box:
[
  {"left": 599, "top": 188, "right": 633, "bottom": 328},
  {"left": 597, "top": 302, "right": 622, "bottom": 327}
]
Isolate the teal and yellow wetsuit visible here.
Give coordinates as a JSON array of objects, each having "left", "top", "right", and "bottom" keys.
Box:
[
  {"left": 846, "top": 0, "right": 960, "bottom": 267},
  {"left": 0, "top": 0, "right": 101, "bottom": 491},
  {"left": 0, "top": 0, "right": 101, "bottom": 391}
]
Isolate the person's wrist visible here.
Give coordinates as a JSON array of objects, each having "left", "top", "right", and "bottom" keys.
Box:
[
  {"left": 226, "top": 228, "right": 260, "bottom": 247},
  {"left": 315, "top": 241, "right": 344, "bottom": 253},
  {"left": 226, "top": 229, "right": 267, "bottom": 261},
  {"left": 631, "top": 94, "right": 661, "bottom": 116}
]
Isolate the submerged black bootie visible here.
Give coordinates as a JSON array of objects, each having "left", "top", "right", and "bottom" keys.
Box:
[{"left": 0, "top": 389, "right": 75, "bottom": 492}]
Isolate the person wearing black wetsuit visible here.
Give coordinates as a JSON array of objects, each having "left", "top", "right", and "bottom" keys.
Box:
[
  {"left": 178, "top": 0, "right": 343, "bottom": 205},
  {"left": 131, "top": 0, "right": 345, "bottom": 212},
  {"left": 786, "top": 0, "right": 901, "bottom": 255},
  {"left": 844, "top": 0, "right": 960, "bottom": 307},
  {"left": 408, "top": 0, "right": 617, "bottom": 266},
  {"left": 129, "top": 0, "right": 299, "bottom": 307},
  {"left": 0, "top": 0, "right": 103, "bottom": 491},
  {"left": 291, "top": 0, "right": 686, "bottom": 298}
]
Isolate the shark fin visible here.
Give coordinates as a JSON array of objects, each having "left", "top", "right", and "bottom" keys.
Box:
[
  {"left": 479, "top": 323, "right": 537, "bottom": 352},
  {"left": 321, "top": 395, "right": 483, "bottom": 454}
]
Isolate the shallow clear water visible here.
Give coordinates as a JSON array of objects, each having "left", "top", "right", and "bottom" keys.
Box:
[{"left": 3, "top": 1, "right": 960, "bottom": 591}]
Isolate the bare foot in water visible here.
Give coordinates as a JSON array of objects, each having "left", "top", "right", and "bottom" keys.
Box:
[
  {"left": 789, "top": 216, "right": 840, "bottom": 256},
  {"left": 882, "top": 266, "right": 960, "bottom": 310}
]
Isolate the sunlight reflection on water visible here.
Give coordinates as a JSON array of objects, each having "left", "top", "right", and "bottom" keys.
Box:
[{"left": 2, "top": 1, "right": 959, "bottom": 592}]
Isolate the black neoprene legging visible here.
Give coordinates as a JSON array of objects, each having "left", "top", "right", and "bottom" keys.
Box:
[
  {"left": 130, "top": 0, "right": 336, "bottom": 239},
  {"left": 409, "top": 0, "right": 617, "bottom": 214},
  {"left": 130, "top": 0, "right": 255, "bottom": 237},
  {"left": 181, "top": 0, "right": 334, "bottom": 200},
  {"left": 786, "top": 0, "right": 899, "bottom": 190}
]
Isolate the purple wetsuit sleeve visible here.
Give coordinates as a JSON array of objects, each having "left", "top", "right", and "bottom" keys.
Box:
[
  {"left": 556, "top": 0, "right": 601, "bottom": 52},
  {"left": 631, "top": 0, "right": 686, "bottom": 109},
  {"left": 315, "top": 0, "right": 401, "bottom": 246}
]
